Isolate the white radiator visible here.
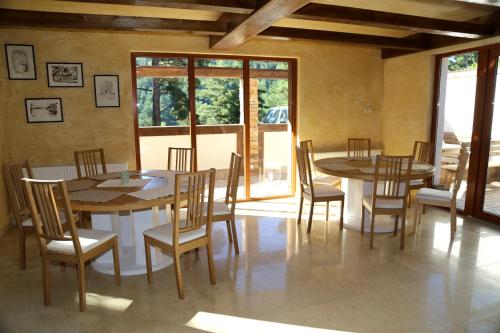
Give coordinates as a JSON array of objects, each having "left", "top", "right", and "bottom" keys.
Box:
[{"left": 32, "top": 163, "right": 128, "bottom": 180}]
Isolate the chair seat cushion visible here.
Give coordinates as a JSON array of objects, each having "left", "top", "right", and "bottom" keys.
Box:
[
  {"left": 415, "top": 188, "right": 452, "bottom": 206},
  {"left": 144, "top": 223, "right": 206, "bottom": 245},
  {"left": 363, "top": 195, "right": 404, "bottom": 210},
  {"left": 410, "top": 179, "right": 425, "bottom": 187},
  {"left": 211, "top": 201, "right": 231, "bottom": 216},
  {"left": 304, "top": 183, "right": 344, "bottom": 198},
  {"left": 47, "top": 229, "right": 116, "bottom": 254}
]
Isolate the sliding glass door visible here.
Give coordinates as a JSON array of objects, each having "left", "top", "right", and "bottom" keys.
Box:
[{"left": 132, "top": 53, "right": 296, "bottom": 201}]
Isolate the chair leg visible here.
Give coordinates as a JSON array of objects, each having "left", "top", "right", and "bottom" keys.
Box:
[
  {"left": 339, "top": 198, "right": 344, "bottom": 231},
  {"left": 112, "top": 238, "right": 121, "bottom": 286},
  {"left": 393, "top": 216, "right": 399, "bottom": 236},
  {"left": 230, "top": 216, "right": 240, "bottom": 255},
  {"left": 225, "top": 221, "right": 233, "bottom": 243},
  {"left": 297, "top": 195, "right": 304, "bottom": 225},
  {"left": 42, "top": 256, "right": 51, "bottom": 306},
  {"left": 77, "top": 262, "right": 86, "bottom": 312},
  {"left": 450, "top": 204, "right": 457, "bottom": 239},
  {"left": 145, "top": 238, "right": 153, "bottom": 284},
  {"left": 325, "top": 201, "right": 330, "bottom": 221},
  {"left": 207, "top": 242, "right": 216, "bottom": 285},
  {"left": 422, "top": 204, "right": 426, "bottom": 215},
  {"left": 369, "top": 213, "right": 375, "bottom": 249},
  {"left": 307, "top": 201, "right": 315, "bottom": 234},
  {"left": 174, "top": 253, "right": 185, "bottom": 299},
  {"left": 361, "top": 205, "right": 366, "bottom": 235},
  {"left": 20, "top": 231, "right": 26, "bottom": 269},
  {"left": 400, "top": 214, "right": 406, "bottom": 250},
  {"left": 194, "top": 248, "right": 200, "bottom": 260}
]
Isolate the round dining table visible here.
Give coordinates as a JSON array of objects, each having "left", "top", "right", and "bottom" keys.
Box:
[
  {"left": 66, "top": 170, "right": 181, "bottom": 276},
  {"left": 314, "top": 157, "right": 435, "bottom": 233}
]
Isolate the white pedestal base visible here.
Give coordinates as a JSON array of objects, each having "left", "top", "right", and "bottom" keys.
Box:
[
  {"left": 342, "top": 178, "right": 403, "bottom": 234},
  {"left": 91, "top": 207, "right": 173, "bottom": 276}
]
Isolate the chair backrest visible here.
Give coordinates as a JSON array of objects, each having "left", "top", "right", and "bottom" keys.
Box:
[
  {"left": 225, "top": 153, "right": 242, "bottom": 209},
  {"left": 372, "top": 155, "right": 413, "bottom": 205},
  {"left": 451, "top": 144, "right": 470, "bottom": 200},
  {"left": 300, "top": 140, "right": 315, "bottom": 161},
  {"left": 412, "top": 141, "right": 434, "bottom": 163},
  {"left": 348, "top": 138, "right": 371, "bottom": 158},
  {"left": 3, "top": 160, "right": 34, "bottom": 228},
  {"left": 23, "top": 178, "right": 82, "bottom": 255},
  {"left": 168, "top": 147, "right": 194, "bottom": 172},
  {"left": 296, "top": 146, "right": 314, "bottom": 192},
  {"left": 173, "top": 169, "right": 215, "bottom": 245},
  {"left": 74, "top": 148, "right": 107, "bottom": 179}
]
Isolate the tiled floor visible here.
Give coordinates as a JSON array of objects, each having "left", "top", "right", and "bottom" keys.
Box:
[{"left": 1, "top": 199, "right": 500, "bottom": 332}]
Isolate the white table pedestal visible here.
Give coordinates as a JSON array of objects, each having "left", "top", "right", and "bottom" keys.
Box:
[
  {"left": 342, "top": 178, "right": 403, "bottom": 234},
  {"left": 91, "top": 206, "right": 173, "bottom": 276}
]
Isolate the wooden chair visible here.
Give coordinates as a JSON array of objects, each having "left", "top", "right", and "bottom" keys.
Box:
[
  {"left": 210, "top": 153, "right": 242, "bottom": 255},
  {"left": 361, "top": 155, "right": 412, "bottom": 249},
  {"left": 347, "top": 138, "right": 371, "bottom": 158},
  {"left": 167, "top": 147, "right": 195, "bottom": 172},
  {"left": 3, "top": 160, "right": 34, "bottom": 269},
  {"left": 74, "top": 148, "right": 107, "bottom": 179},
  {"left": 296, "top": 146, "right": 345, "bottom": 233},
  {"left": 408, "top": 141, "right": 434, "bottom": 207},
  {"left": 300, "top": 140, "right": 341, "bottom": 186},
  {"left": 413, "top": 145, "right": 469, "bottom": 239},
  {"left": 23, "top": 178, "right": 120, "bottom": 312},
  {"left": 144, "top": 168, "right": 216, "bottom": 299}
]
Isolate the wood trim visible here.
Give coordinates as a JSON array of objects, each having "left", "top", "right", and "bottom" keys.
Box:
[
  {"left": 0, "top": 9, "right": 228, "bottom": 35},
  {"left": 243, "top": 59, "right": 251, "bottom": 199},
  {"left": 210, "top": 0, "right": 311, "bottom": 50},
  {"left": 430, "top": 54, "right": 442, "bottom": 165},
  {"left": 188, "top": 56, "right": 197, "bottom": 171},
  {"left": 290, "top": 4, "right": 494, "bottom": 39},
  {"left": 289, "top": 59, "right": 298, "bottom": 196},
  {"left": 131, "top": 53, "right": 141, "bottom": 169}
]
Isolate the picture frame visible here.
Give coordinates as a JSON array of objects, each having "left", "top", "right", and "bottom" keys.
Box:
[
  {"left": 94, "top": 75, "right": 120, "bottom": 107},
  {"left": 25, "top": 98, "right": 64, "bottom": 123},
  {"left": 46, "top": 62, "right": 83, "bottom": 87},
  {"left": 5, "top": 44, "right": 37, "bottom": 80}
]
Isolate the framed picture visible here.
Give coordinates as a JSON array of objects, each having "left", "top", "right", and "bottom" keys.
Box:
[
  {"left": 5, "top": 44, "right": 36, "bottom": 80},
  {"left": 46, "top": 63, "right": 83, "bottom": 87},
  {"left": 94, "top": 75, "right": 120, "bottom": 107},
  {"left": 25, "top": 98, "right": 63, "bottom": 123}
]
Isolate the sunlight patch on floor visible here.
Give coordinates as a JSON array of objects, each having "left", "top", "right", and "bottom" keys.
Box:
[
  {"left": 76, "top": 293, "right": 133, "bottom": 312},
  {"left": 186, "top": 311, "right": 353, "bottom": 333}
]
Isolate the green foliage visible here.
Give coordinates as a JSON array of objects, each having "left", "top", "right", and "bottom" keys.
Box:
[
  {"left": 448, "top": 52, "right": 478, "bottom": 72},
  {"left": 196, "top": 78, "right": 241, "bottom": 125},
  {"left": 258, "top": 79, "right": 288, "bottom": 121}
]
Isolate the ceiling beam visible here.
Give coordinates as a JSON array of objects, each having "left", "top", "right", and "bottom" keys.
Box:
[
  {"left": 56, "top": 0, "right": 257, "bottom": 14},
  {"left": 289, "top": 4, "right": 494, "bottom": 39},
  {"left": 210, "top": 0, "right": 311, "bottom": 50},
  {"left": 259, "top": 27, "right": 429, "bottom": 50},
  {"left": 0, "top": 9, "right": 228, "bottom": 35}
]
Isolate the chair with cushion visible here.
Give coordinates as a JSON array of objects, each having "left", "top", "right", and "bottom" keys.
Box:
[
  {"left": 296, "top": 146, "right": 345, "bottom": 233},
  {"left": 168, "top": 147, "right": 195, "bottom": 172},
  {"left": 210, "top": 153, "right": 242, "bottom": 255},
  {"left": 408, "top": 141, "right": 434, "bottom": 207},
  {"left": 143, "top": 168, "right": 216, "bottom": 299},
  {"left": 300, "top": 140, "right": 341, "bottom": 186},
  {"left": 348, "top": 138, "right": 371, "bottom": 158},
  {"left": 412, "top": 145, "right": 469, "bottom": 239},
  {"left": 74, "top": 148, "right": 107, "bottom": 179},
  {"left": 23, "top": 178, "right": 120, "bottom": 312},
  {"left": 3, "top": 160, "right": 34, "bottom": 268},
  {"left": 361, "top": 155, "right": 412, "bottom": 249}
]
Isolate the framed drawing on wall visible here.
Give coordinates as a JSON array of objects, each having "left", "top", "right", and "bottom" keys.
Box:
[
  {"left": 94, "top": 75, "right": 120, "bottom": 107},
  {"left": 47, "top": 62, "right": 83, "bottom": 87},
  {"left": 5, "top": 44, "right": 37, "bottom": 80},
  {"left": 25, "top": 98, "right": 63, "bottom": 123}
]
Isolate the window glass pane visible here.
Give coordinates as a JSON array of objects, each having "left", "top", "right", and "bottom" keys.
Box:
[
  {"left": 136, "top": 57, "right": 187, "bottom": 67},
  {"left": 195, "top": 58, "right": 242, "bottom": 68},
  {"left": 250, "top": 60, "right": 288, "bottom": 70},
  {"left": 195, "top": 77, "right": 242, "bottom": 125}
]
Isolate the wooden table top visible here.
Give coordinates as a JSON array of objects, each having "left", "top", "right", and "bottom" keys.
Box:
[
  {"left": 68, "top": 170, "right": 178, "bottom": 212},
  {"left": 314, "top": 157, "right": 435, "bottom": 181}
]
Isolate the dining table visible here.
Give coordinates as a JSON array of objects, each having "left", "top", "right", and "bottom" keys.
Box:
[
  {"left": 314, "top": 157, "right": 435, "bottom": 233},
  {"left": 66, "top": 170, "right": 182, "bottom": 276}
]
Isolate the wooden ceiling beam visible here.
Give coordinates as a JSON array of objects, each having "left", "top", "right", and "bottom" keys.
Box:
[
  {"left": 0, "top": 9, "right": 228, "bottom": 35},
  {"left": 210, "top": 0, "right": 311, "bottom": 50},
  {"left": 57, "top": 0, "right": 257, "bottom": 14},
  {"left": 259, "top": 27, "right": 429, "bottom": 50},
  {"left": 289, "top": 4, "right": 495, "bottom": 39}
]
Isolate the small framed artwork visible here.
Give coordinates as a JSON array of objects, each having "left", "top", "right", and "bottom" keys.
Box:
[
  {"left": 94, "top": 75, "right": 120, "bottom": 107},
  {"left": 25, "top": 98, "right": 64, "bottom": 123},
  {"left": 46, "top": 62, "right": 83, "bottom": 87},
  {"left": 5, "top": 44, "right": 36, "bottom": 80}
]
